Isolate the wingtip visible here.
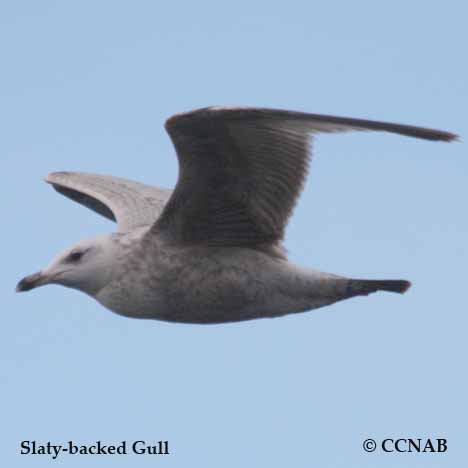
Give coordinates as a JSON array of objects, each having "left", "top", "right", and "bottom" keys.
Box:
[
  {"left": 439, "top": 132, "right": 459, "bottom": 143},
  {"left": 399, "top": 280, "right": 412, "bottom": 294},
  {"left": 44, "top": 171, "right": 72, "bottom": 184},
  {"left": 43, "top": 173, "right": 54, "bottom": 184}
]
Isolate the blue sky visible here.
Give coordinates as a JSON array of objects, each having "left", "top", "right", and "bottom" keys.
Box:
[{"left": 2, "top": 1, "right": 466, "bottom": 467}]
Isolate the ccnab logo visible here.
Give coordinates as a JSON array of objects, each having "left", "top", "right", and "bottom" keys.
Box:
[{"left": 382, "top": 438, "right": 447, "bottom": 453}]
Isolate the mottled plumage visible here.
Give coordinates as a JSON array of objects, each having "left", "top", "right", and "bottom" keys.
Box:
[{"left": 16, "top": 107, "right": 456, "bottom": 323}]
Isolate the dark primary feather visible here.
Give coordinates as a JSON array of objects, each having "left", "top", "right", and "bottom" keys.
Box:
[
  {"left": 153, "top": 107, "right": 456, "bottom": 248},
  {"left": 51, "top": 183, "right": 117, "bottom": 222},
  {"left": 45, "top": 172, "right": 172, "bottom": 232}
]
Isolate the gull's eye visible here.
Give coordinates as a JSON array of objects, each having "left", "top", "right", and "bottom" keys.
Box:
[{"left": 68, "top": 250, "right": 83, "bottom": 263}]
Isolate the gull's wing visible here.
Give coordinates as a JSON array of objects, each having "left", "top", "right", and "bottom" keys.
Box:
[
  {"left": 152, "top": 107, "right": 457, "bottom": 248},
  {"left": 45, "top": 172, "right": 172, "bottom": 232}
]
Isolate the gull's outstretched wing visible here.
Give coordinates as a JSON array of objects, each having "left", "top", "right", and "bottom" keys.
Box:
[
  {"left": 46, "top": 172, "right": 172, "bottom": 232},
  {"left": 152, "top": 107, "right": 456, "bottom": 250}
]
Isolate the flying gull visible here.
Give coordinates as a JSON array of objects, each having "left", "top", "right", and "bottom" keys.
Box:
[{"left": 16, "top": 107, "right": 457, "bottom": 323}]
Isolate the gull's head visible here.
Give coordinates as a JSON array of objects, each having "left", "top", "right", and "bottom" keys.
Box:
[{"left": 16, "top": 235, "right": 119, "bottom": 296}]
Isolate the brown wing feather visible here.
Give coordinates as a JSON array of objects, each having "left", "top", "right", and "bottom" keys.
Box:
[{"left": 153, "top": 107, "right": 456, "bottom": 248}]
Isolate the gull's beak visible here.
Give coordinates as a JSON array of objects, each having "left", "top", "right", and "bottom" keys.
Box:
[{"left": 16, "top": 271, "right": 49, "bottom": 292}]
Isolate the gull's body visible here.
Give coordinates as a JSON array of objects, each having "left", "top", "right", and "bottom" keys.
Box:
[
  {"left": 17, "top": 107, "right": 456, "bottom": 323},
  {"left": 96, "top": 231, "right": 345, "bottom": 323}
]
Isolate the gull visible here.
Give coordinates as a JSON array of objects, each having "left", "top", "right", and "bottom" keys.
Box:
[{"left": 16, "top": 107, "right": 457, "bottom": 323}]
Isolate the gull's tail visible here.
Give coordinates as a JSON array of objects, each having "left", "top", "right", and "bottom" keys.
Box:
[{"left": 346, "top": 279, "right": 411, "bottom": 297}]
